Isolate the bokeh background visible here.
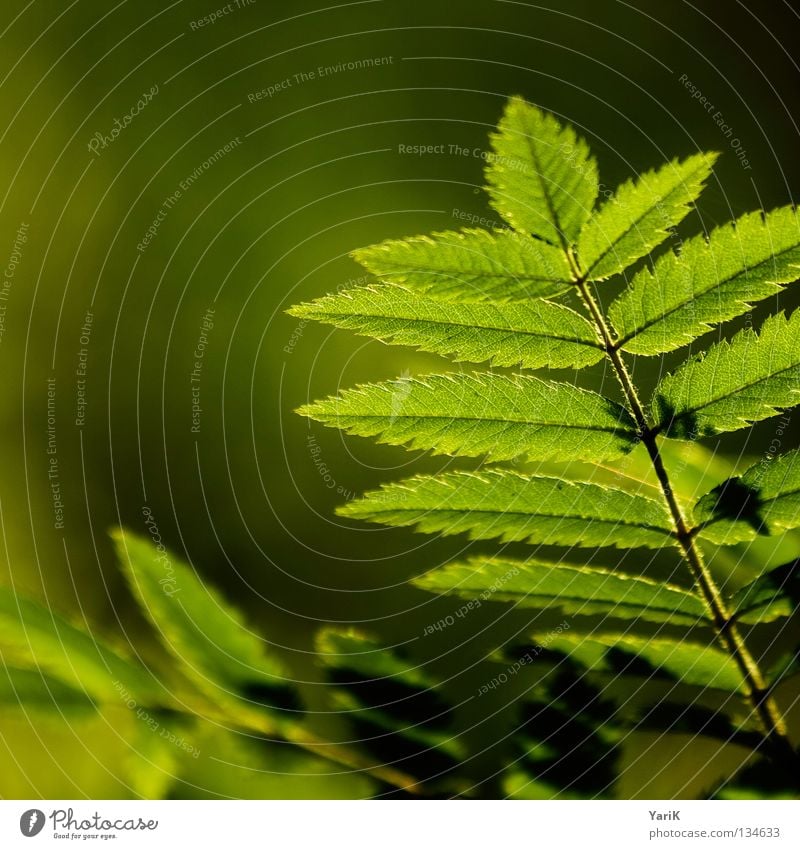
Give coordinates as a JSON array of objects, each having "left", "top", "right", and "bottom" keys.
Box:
[{"left": 1, "top": 0, "right": 799, "bottom": 798}]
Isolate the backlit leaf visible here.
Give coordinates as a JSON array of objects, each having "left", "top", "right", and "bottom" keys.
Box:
[
  {"left": 300, "top": 373, "right": 638, "bottom": 463},
  {"left": 340, "top": 469, "right": 675, "bottom": 549},
  {"left": 485, "top": 95, "right": 599, "bottom": 245},
  {"left": 288, "top": 284, "right": 603, "bottom": 370},
  {"left": 610, "top": 206, "right": 800, "bottom": 355},
  {"left": 352, "top": 228, "right": 573, "bottom": 301},
  {"left": 413, "top": 555, "right": 709, "bottom": 625},
  {"left": 729, "top": 559, "right": 800, "bottom": 624},
  {"left": 653, "top": 310, "right": 800, "bottom": 438},
  {"left": 537, "top": 631, "right": 745, "bottom": 693},
  {"left": 578, "top": 153, "right": 716, "bottom": 281},
  {"left": 694, "top": 450, "right": 800, "bottom": 544}
]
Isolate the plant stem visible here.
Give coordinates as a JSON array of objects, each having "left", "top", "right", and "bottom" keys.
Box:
[
  {"left": 572, "top": 275, "right": 796, "bottom": 766},
  {"left": 187, "top": 699, "right": 424, "bottom": 794},
  {"left": 285, "top": 724, "right": 424, "bottom": 794}
]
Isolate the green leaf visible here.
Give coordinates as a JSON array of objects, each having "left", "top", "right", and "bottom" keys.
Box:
[
  {"left": 317, "top": 628, "right": 439, "bottom": 690},
  {"left": 610, "top": 206, "right": 800, "bottom": 355},
  {"left": 413, "top": 556, "right": 709, "bottom": 625},
  {"left": 299, "top": 373, "right": 638, "bottom": 464},
  {"left": 0, "top": 665, "right": 96, "bottom": 713},
  {"left": 537, "top": 631, "right": 745, "bottom": 693},
  {"left": 577, "top": 153, "right": 717, "bottom": 281},
  {"left": 728, "top": 560, "right": 800, "bottom": 623},
  {"left": 653, "top": 310, "right": 800, "bottom": 439},
  {"left": 485, "top": 95, "right": 598, "bottom": 245},
  {"left": 317, "top": 628, "right": 464, "bottom": 780},
  {"left": 340, "top": 469, "right": 675, "bottom": 549},
  {"left": 351, "top": 228, "right": 573, "bottom": 302},
  {"left": 0, "top": 584, "right": 159, "bottom": 704},
  {"left": 694, "top": 450, "right": 800, "bottom": 544},
  {"left": 112, "top": 530, "right": 298, "bottom": 719},
  {"left": 287, "top": 284, "right": 604, "bottom": 370}
]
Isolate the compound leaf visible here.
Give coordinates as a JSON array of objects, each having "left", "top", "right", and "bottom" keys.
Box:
[
  {"left": 485, "top": 95, "right": 598, "bottom": 245},
  {"left": 339, "top": 469, "right": 675, "bottom": 549},
  {"left": 610, "top": 206, "right": 800, "bottom": 355},
  {"left": 653, "top": 310, "right": 800, "bottom": 439},
  {"left": 578, "top": 153, "right": 716, "bottom": 281},
  {"left": 413, "top": 555, "right": 709, "bottom": 625},
  {"left": 299, "top": 373, "right": 638, "bottom": 464},
  {"left": 287, "top": 284, "right": 603, "bottom": 370},
  {"left": 351, "top": 228, "right": 573, "bottom": 302}
]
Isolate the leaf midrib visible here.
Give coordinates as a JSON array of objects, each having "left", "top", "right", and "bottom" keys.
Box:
[
  {"left": 329, "top": 411, "right": 634, "bottom": 435},
  {"left": 311, "top": 309, "right": 604, "bottom": 350},
  {"left": 485, "top": 589, "right": 705, "bottom": 618},
  {"left": 361, "top": 503, "right": 672, "bottom": 534},
  {"left": 520, "top": 127, "right": 569, "bottom": 250}
]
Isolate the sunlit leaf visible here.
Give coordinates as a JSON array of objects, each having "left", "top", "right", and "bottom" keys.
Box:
[
  {"left": 288, "top": 284, "right": 603, "bottom": 369},
  {"left": 413, "top": 555, "right": 709, "bottom": 625},
  {"left": 300, "top": 373, "right": 637, "bottom": 463},
  {"left": 653, "top": 311, "right": 800, "bottom": 438},
  {"left": 352, "top": 228, "right": 573, "bottom": 301},
  {"left": 340, "top": 469, "right": 675, "bottom": 549},
  {"left": 485, "top": 95, "right": 598, "bottom": 245},
  {"left": 578, "top": 153, "right": 716, "bottom": 281}
]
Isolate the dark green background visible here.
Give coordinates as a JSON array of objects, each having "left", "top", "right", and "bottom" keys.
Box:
[{"left": 1, "top": 0, "right": 798, "bottom": 797}]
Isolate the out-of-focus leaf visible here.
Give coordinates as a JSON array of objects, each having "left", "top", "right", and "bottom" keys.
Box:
[
  {"left": 113, "top": 530, "right": 299, "bottom": 722},
  {"left": 0, "top": 665, "right": 96, "bottom": 713},
  {"left": 317, "top": 628, "right": 464, "bottom": 783},
  {"left": 0, "top": 584, "right": 159, "bottom": 704}
]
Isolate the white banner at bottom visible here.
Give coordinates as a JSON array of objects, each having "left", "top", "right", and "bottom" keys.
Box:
[{"left": 0, "top": 800, "right": 796, "bottom": 848}]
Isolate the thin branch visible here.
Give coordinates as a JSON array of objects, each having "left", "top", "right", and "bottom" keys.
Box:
[
  {"left": 567, "top": 261, "right": 796, "bottom": 767},
  {"left": 168, "top": 697, "right": 424, "bottom": 795}
]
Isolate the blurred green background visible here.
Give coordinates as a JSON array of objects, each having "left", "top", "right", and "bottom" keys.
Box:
[{"left": 0, "top": 0, "right": 799, "bottom": 798}]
